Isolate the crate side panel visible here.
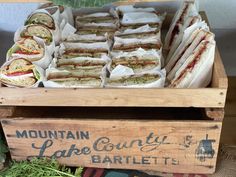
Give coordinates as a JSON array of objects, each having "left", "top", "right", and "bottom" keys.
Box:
[
  {"left": 0, "top": 88, "right": 226, "bottom": 108},
  {"left": 2, "top": 119, "right": 222, "bottom": 174}
]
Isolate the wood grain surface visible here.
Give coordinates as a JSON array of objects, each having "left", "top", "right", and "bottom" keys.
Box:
[{"left": 1, "top": 118, "right": 222, "bottom": 174}]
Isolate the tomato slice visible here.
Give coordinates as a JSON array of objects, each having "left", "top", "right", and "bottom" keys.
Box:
[
  {"left": 15, "top": 50, "right": 40, "bottom": 55},
  {"left": 6, "top": 71, "right": 32, "bottom": 77}
]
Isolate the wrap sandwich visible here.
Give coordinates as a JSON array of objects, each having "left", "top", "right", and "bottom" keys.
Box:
[
  {"left": 19, "top": 24, "right": 53, "bottom": 45},
  {"left": 25, "top": 12, "right": 56, "bottom": 30},
  {"left": 0, "top": 58, "right": 43, "bottom": 87},
  {"left": 7, "top": 37, "right": 52, "bottom": 69}
]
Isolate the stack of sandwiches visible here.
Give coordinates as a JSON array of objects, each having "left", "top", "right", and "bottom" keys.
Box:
[
  {"left": 164, "top": 1, "right": 216, "bottom": 88},
  {"left": 0, "top": 1, "right": 217, "bottom": 89},
  {"left": 0, "top": 6, "right": 65, "bottom": 87},
  {"left": 106, "top": 6, "right": 165, "bottom": 88},
  {"left": 44, "top": 10, "right": 117, "bottom": 88}
]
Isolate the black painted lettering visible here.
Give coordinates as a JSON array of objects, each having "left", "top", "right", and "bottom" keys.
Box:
[
  {"left": 133, "top": 157, "right": 141, "bottom": 164},
  {"left": 53, "top": 150, "right": 67, "bottom": 158},
  {"left": 66, "top": 131, "right": 75, "bottom": 140},
  {"left": 93, "top": 137, "right": 114, "bottom": 152},
  {"left": 102, "top": 156, "right": 113, "bottom": 164},
  {"left": 151, "top": 157, "right": 159, "bottom": 164},
  {"left": 172, "top": 158, "right": 179, "bottom": 165},
  {"left": 66, "top": 144, "right": 80, "bottom": 157},
  {"left": 38, "top": 131, "right": 47, "bottom": 139},
  {"left": 163, "top": 157, "right": 170, "bottom": 165},
  {"left": 129, "top": 139, "right": 143, "bottom": 149},
  {"left": 146, "top": 132, "right": 155, "bottom": 144},
  {"left": 32, "top": 139, "right": 53, "bottom": 157},
  {"left": 48, "top": 131, "right": 58, "bottom": 139},
  {"left": 58, "top": 131, "right": 66, "bottom": 139},
  {"left": 29, "top": 130, "right": 38, "bottom": 138},
  {"left": 113, "top": 156, "right": 122, "bottom": 164},
  {"left": 16, "top": 130, "right": 28, "bottom": 138},
  {"left": 125, "top": 156, "right": 131, "bottom": 164},
  {"left": 80, "top": 131, "right": 89, "bottom": 140},
  {"left": 91, "top": 155, "right": 101, "bottom": 163},
  {"left": 142, "top": 156, "right": 151, "bottom": 165},
  {"left": 82, "top": 146, "right": 91, "bottom": 155},
  {"left": 116, "top": 142, "right": 129, "bottom": 150}
]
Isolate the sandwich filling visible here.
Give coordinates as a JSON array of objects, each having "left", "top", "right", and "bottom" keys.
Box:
[{"left": 0, "top": 58, "right": 40, "bottom": 87}]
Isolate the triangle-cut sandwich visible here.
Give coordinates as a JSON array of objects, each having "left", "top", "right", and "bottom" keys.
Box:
[
  {"left": 168, "top": 39, "right": 216, "bottom": 88},
  {"left": 0, "top": 58, "right": 42, "bottom": 87},
  {"left": 164, "top": 1, "right": 199, "bottom": 61},
  {"left": 7, "top": 38, "right": 44, "bottom": 62},
  {"left": 166, "top": 28, "right": 214, "bottom": 81},
  {"left": 19, "top": 25, "right": 53, "bottom": 45}
]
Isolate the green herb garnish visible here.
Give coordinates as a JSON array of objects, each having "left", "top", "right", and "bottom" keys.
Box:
[
  {"left": 49, "top": 0, "right": 119, "bottom": 8},
  {"left": 0, "top": 158, "right": 83, "bottom": 177}
]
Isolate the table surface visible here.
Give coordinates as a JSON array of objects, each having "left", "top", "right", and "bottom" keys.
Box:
[{"left": 221, "top": 77, "right": 236, "bottom": 145}]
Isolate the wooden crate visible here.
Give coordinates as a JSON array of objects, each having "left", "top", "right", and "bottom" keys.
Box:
[
  {"left": 1, "top": 107, "right": 222, "bottom": 174},
  {"left": 0, "top": 0, "right": 229, "bottom": 174}
]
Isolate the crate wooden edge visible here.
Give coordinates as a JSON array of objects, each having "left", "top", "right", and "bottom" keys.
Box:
[
  {"left": 0, "top": 0, "right": 176, "bottom": 3},
  {"left": 1, "top": 118, "right": 222, "bottom": 174}
]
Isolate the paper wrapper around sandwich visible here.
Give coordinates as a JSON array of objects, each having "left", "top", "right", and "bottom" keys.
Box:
[
  {"left": 188, "top": 41, "right": 216, "bottom": 88},
  {"left": 170, "top": 40, "right": 216, "bottom": 88},
  {"left": 110, "top": 48, "right": 162, "bottom": 73},
  {"left": 121, "top": 11, "right": 166, "bottom": 26},
  {"left": 26, "top": 9, "right": 62, "bottom": 44},
  {"left": 43, "top": 55, "right": 111, "bottom": 88},
  {"left": 0, "top": 59, "right": 45, "bottom": 88},
  {"left": 7, "top": 36, "right": 53, "bottom": 70},
  {"left": 164, "top": 0, "right": 199, "bottom": 52},
  {"left": 14, "top": 25, "right": 56, "bottom": 56},
  {"left": 105, "top": 65, "right": 166, "bottom": 88},
  {"left": 165, "top": 21, "right": 209, "bottom": 74}
]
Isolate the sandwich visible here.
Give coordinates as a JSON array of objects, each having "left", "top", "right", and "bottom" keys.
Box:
[
  {"left": 20, "top": 25, "right": 53, "bottom": 45},
  {"left": 65, "top": 34, "right": 107, "bottom": 43},
  {"left": 165, "top": 15, "right": 201, "bottom": 63},
  {"left": 115, "top": 25, "right": 160, "bottom": 39},
  {"left": 168, "top": 40, "right": 216, "bottom": 88},
  {"left": 76, "top": 12, "right": 117, "bottom": 23},
  {"left": 166, "top": 29, "right": 214, "bottom": 81},
  {"left": 25, "top": 12, "right": 56, "bottom": 30},
  {"left": 111, "top": 49, "right": 161, "bottom": 72},
  {"left": 61, "top": 41, "right": 110, "bottom": 55},
  {"left": 7, "top": 38, "right": 44, "bottom": 62},
  {"left": 46, "top": 68, "right": 103, "bottom": 88},
  {"left": 55, "top": 57, "right": 107, "bottom": 72},
  {"left": 106, "top": 73, "right": 161, "bottom": 87},
  {"left": 0, "top": 58, "right": 41, "bottom": 87},
  {"left": 112, "top": 36, "right": 162, "bottom": 52},
  {"left": 76, "top": 22, "right": 119, "bottom": 33},
  {"left": 164, "top": 1, "right": 198, "bottom": 55}
]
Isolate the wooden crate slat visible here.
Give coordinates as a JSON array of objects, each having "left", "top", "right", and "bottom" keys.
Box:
[
  {"left": 0, "top": 87, "right": 227, "bottom": 107},
  {"left": 1, "top": 118, "right": 222, "bottom": 174},
  {"left": 0, "top": 0, "right": 175, "bottom": 3}
]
